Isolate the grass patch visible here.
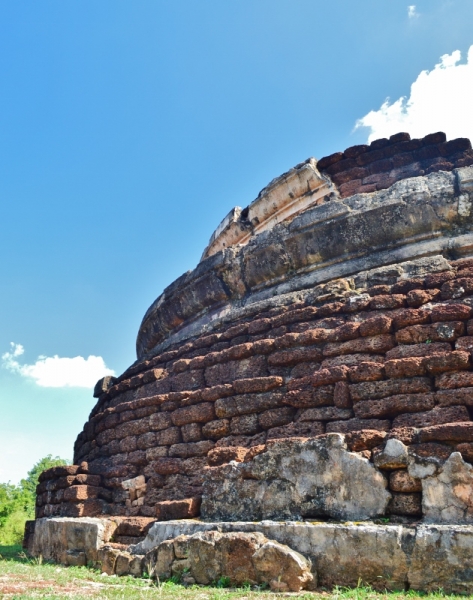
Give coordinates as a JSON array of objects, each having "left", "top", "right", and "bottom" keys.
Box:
[{"left": 0, "top": 546, "right": 469, "bottom": 599}]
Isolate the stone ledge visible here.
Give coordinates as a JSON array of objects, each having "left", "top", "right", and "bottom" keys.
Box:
[
  {"left": 29, "top": 516, "right": 473, "bottom": 592},
  {"left": 137, "top": 168, "right": 473, "bottom": 358}
]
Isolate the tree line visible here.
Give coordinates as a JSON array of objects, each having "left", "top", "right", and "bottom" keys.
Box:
[{"left": 0, "top": 455, "right": 70, "bottom": 546}]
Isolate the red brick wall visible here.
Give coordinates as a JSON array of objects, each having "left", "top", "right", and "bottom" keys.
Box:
[
  {"left": 318, "top": 132, "right": 473, "bottom": 198},
  {"left": 36, "top": 257, "right": 473, "bottom": 522}
]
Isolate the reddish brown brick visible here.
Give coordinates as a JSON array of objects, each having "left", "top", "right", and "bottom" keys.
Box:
[
  {"left": 456, "top": 443, "right": 473, "bottom": 462},
  {"left": 168, "top": 441, "right": 214, "bottom": 458},
  {"left": 274, "top": 333, "right": 301, "bottom": 349},
  {"left": 436, "top": 388, "right": 473, "bottom": 407},
  {"left": 359, "top": 315, "right": 392, "bottom": 337},
  {"left": 149, "top": 412, "right": 173, "bottom": 431},
  {"left": 207, "top": 446, "right": 248, "bottom": 466},
  {"left": 424, "top": 350, "right": 470, "bottom": 374},
  {"left": 387, "top": 493, "right": 422, "bottom": 516},
  {"left": 171, "top": 403, "right": 215, "bottom": 427},
  {"left": 392, "top": 308, "right": 431, "bottom": 330},
  {"left": 298, "top": 328, "right": 330, "bottom": 345},
  {"left": 409, "top": 443, "right": 455, "bottom": 462},
  {"left": 322, "top": 353, "right": 385, "bottom": 369},
  {"left": 389, "top": 470, "right": 422, "bottom": 493},
  {"left": 441, "top": 277, "right": 473, "bottom": 300},
  {"left": 215, "top": 391, "right": 284, "bottom": 418},
  {"left": 155, "top": 427, "right": 182, "bottom": 446},
  {"left": 172, "top": 359, "right": 190, "bottom": 374},
  {"left": 350, "top": 377, "right": 432, "bottom": 402},
  {"left": 155, "top": 498, "right": 201, "bottom": 520},
  {"left": 425, "top": 271, "right": 455, "bottom": 289},
  {"left": 394, "top": 406, "right": 470, "bottom": 429},
  {"left": 151, "top": 458, "right": 182, "bottom": 475},
  {"left": 253, "top": 339, "right": 274, "bottom": 354},
  {"left": 334, "top": 381, "right": 352, "bottom": 408},
  {"left": 453, "top": 338, "right": 473, "bottom": 358},
  {"left": 395, "top": 321, "right": 464, "bottom": 344},
  {"left": 202, "top": 419, "right": 230, "bottom": 440},
  {"left": 230, "top": 414, "right": 260, "bottom": 436},
  {"left": 431, "top": 304, "right": 472, "bottom": 322},
  {"left": 420, "top": 421, "right": 473, "bottom": 443},
  {"left": 370, "top": 295, "right": 406, "bottom": 310},
  {"left": 436, "top": 371, "right": 473, "bottom": 389},
  {"left": 248, "top": 318, "right": 272, "bottom": 334},
  {"left": 268, "top": 347, "right": 323, "bottom": 366},
  {"left": 283, "top": 385, "right": 334, "bottom": 408},
  {"left": 353, "top": 393, "right": 435, "bottom": 419},
  {"left": 327, "top": 322, "right": 361, "bottom": 342},
  {"left": 386, "top": 342, "right": 451, "bottom": 360},
  {"left": 272, "top": 306, "right": 319, "bottom": 327},
  {"left": 387, "top": 427, "right": 419, "bottom": 445},
  {"left": 391, "top": 278, "right": 424, "bottom": 294},
  {"left": 201, "top": 384, "right": 234, "bottom": 402},
  {"left": 348, "top": 362, "right": 385, "bottom": 382},
  {"left": 205, "top": 356, "right": 268, "bottom": 386},
  {"left": 136, "top": 432, "right": 156, "bottom": 450},
  {"left": 326, "top": 418, "right": 390, "bottom": 434},
  {"left": 63, "top": 485, "right": 101, "bottom": 502},
  {"left": 181, "top": 423, "right": 203, "bottom": 443},
  {"left": 338, "top": 179, "right": 363, "bottom": 197},
  {"left": 317, "top": 152, "right": 344, "bottom": 170},
  {"left": 298, "top": 407, "right": 353, "bottom": 421},
  {"left": 172, "top": 370, "right": 205, "bottom": 392},
  {"left": 345, "top": 429, "right": 387, "bottom": 451},
  {"left": 406, "top": 289, "right": 440, "bottom": 308},
  {"left": 258, "top": 407, "right": 295, "bottom": 429},
  {"left": 385, "top": 357, "right": 426, "bottom": 379},
  {"left": 323, "top": 334, "right": 395, "bottom": 357},
  {"left": 233, "top": 376, "right": 283, "bottom": 394},
  {"left": 266, "top": 420, "right": 324, "bottom": 439},
  {"left": 311, "top": 365, "right": 349, "bottom": 386}
]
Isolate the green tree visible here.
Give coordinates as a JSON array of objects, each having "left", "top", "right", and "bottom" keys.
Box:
[
  {"left": 21, "top": 454, "right": 71, "bottom": 497},
  {"left": 0, "top": 454, "right": 70, "bottom": 546}
]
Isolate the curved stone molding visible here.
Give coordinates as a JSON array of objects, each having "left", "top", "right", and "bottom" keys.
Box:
[
  {"left": 201, "top": 159, "right": 335, "bottom": 260},
  {"left": 137, "top": 166, "right": 473, "bottom": 358}
]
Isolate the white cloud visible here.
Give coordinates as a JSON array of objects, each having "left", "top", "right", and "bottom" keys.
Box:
[
  {"left": 355, "top": 46, "right": 473, "bottom": 143},
  {"left": 2, "top": 342, "right": 115, "bottom": 388},
  {"left": 407, "top": 5, "right": 418, "bottom": 19}
]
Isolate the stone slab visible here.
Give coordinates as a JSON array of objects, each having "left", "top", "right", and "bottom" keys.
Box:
[{"left": 31, "top": 517, "right": 473, "bottom": 591}]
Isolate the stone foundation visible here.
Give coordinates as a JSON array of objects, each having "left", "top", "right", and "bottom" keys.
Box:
[{"left": 29, "top": 517, "right": 473, "bottom": 593}]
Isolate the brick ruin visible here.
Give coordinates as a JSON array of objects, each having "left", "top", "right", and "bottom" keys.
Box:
[{"left": 32, "top": 132, "right": 473, "bottom": 533}]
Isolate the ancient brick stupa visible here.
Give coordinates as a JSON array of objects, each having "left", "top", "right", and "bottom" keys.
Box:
[{"left": 28, "top": 132, "right": 473, "bottom": 591}]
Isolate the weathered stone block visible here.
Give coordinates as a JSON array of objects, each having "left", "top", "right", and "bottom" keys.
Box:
[{"left": 201, "top": 435, "right": 390, "bottom": 521}]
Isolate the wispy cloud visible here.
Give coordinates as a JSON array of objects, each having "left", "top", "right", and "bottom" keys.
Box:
[
  {"left": 355, "top": 46, "right": 473, "bottom": 143},
  {"left": 2, "top": 343, "right": 115, "bottom": 388},
  {"left": 407, "top": 5, "right": 418, "bottom": 19}
]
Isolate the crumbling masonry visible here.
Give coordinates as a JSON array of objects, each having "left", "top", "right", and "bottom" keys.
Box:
[{"left": 27, "top": 132, "right": 473, "bottom": 591}]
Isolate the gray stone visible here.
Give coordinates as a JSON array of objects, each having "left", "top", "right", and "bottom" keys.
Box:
[
  {"left": 252, "top": 540, "right": 313, "bottom": 592},
  {"left": 421, "top": 453, "right": 473, "bottom": 524},
  {"left": 149, "top": 530, "right": 313, "bottom": 591},
  {"left": 31, "top": 517, "right": 116, "bottom": 565},
  {"left": 201, "top": 434, "right": 391, "bottom": 521},
  {"left": 187, "top": 530, "right": 223, "bottom": 584},
  {"left": 409, "top": 525, "right": 473, "bottom": 593},
  {"left": 132, "top": 520, "right": 412, "bottom": 590},
  {"left": 145, "top": 539, "right": 174, "bottom": 579},
  {"left": 373, "top": 439, "right": 408, "bottom": 470}
]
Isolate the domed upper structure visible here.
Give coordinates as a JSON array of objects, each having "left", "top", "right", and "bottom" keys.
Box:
[{"left": 33, "top": 132, "right": 473, "bottom": 528}]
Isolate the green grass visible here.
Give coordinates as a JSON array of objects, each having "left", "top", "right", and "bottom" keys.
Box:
[{"left": 0, "top": 545, "right": 471, "bottom": 599}]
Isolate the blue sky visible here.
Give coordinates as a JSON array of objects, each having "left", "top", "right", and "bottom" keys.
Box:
[{"left": 1, "top": 0, "right": 473, "bottom": 483}]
